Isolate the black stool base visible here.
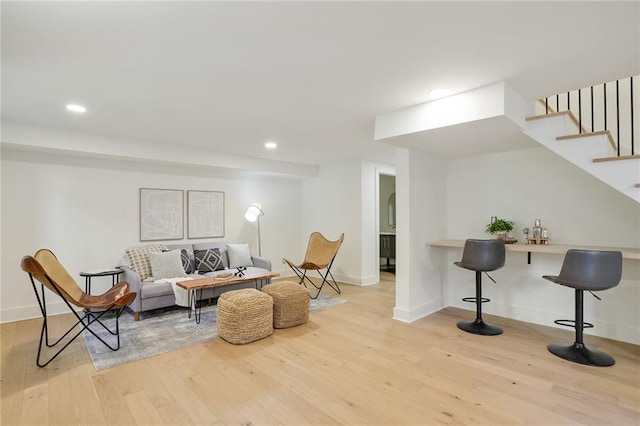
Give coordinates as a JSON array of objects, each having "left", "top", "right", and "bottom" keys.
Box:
[
  {"left": 457, "top": 319, "right": 503, "bottom": 336},
  {"left": 548, "top": 342, "right": 615, "bottom": 366}
]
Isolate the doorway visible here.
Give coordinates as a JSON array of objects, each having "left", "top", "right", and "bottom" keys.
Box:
[{"left": 379, "top": 174, "right": 396, "bottom": 273}]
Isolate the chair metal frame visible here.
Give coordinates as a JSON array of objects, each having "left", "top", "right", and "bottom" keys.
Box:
[
  {"left": 22, "top": 249, "right": 136, "bottom": 367},
  {"left": 285, "top": 232, "right": 344, "bottom": 299}
]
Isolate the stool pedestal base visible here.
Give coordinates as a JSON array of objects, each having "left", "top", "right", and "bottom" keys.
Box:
[
  {"left": 548, "top": 342, "right": 615, "bottom": 367},
  {"left": 457, "top": 319, "right": 503, "bottom": 336}
]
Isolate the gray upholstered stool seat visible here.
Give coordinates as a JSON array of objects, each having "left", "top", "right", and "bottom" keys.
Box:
[
  {"left": 454, "top": 238, "right": 505, "bottom": 336},
  {"left": 217, "top": 288, "right": 273, "bottom": 344},
  {"left": 543, "top": 249, "right": 622, "bottom": 366},
  {"left": 262, "top": 281, "right": 310, "bottom": 328}
]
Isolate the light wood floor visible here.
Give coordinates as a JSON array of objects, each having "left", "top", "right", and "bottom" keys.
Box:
[{"left": 2, "top": 272, "right": 639, "bottom": 425}]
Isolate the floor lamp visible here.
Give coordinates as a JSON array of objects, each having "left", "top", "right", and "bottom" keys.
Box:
[{"left": 244, "top": 204, "right": 264, "bottom": 256}]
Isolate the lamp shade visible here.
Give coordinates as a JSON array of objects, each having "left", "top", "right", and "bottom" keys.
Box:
[{"left": 244, "top": 204, "right": 264, "bottom": 222}]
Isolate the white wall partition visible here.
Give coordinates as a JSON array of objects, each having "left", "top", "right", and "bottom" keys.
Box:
[
  {"left": 300, "top": 160, "right": 395, "bottom": 286},
  {"left": 394, "top": 148, "right": 448, "bottom": 323},
  {"left": 300, "top": 161, "right": 362, "bottom": 284}
]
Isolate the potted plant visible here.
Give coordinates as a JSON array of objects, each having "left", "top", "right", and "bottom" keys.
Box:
[{"left": 485, "top": 218, "right": 514, "bottom": 240}]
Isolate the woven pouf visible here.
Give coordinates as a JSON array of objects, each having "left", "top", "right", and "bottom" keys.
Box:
[
  {"left": 262, "top": 281, "right": 310, "bottom": 329},
  {"left": 217, "top": 288, "right": 273, "bottom": 344}
]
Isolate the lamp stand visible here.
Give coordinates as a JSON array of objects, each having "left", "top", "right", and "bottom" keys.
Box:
[{"left": 257, "top": 216, "right": 262, "bottom": 257}]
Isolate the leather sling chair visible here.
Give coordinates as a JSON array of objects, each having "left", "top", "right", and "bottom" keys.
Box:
[
  {"left": 285, "top": 232, "right": 345, "bottom": 299},
  {"left": 21, "top": 249, "right": 136, "bottom": 367}
]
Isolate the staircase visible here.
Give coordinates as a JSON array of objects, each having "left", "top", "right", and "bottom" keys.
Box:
[
  {"left": 374, "top": 77, "right": 639, "bottom": 203},
  {"left": 523, "top": 77, "right": 639, "bottom": 204}
]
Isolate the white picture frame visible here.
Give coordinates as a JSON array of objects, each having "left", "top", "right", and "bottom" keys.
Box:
[
  {"left": 187, "top": 190, "right": 225, "bottom": 239},
  {"left": 139, "top": 188, "right": 184, "bottom": 241}
]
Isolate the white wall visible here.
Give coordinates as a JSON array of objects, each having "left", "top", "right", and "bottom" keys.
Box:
[
  {"left": 1, "top": 151, "right": 303, "bottom": 323},
  {"left": 394, "top": 148, "right": 448, "bottom": 322},
  {"left": 444, "top": 147, "right": 640, "bottom": 344},
  {"left": 301, "top": 160, "right": 363, "bottom": 285},
  {"left": 300, "top": 160, "right": 394, "bottom": 286}
]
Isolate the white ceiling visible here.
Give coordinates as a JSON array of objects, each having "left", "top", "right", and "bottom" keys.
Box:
[{"left": 2, "top": 1, "right": 639, "bottom": 167}]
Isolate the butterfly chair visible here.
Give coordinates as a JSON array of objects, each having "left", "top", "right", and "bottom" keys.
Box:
[
  {"left": 285, "top": 232, "right": 344, "bottom": 299},
  {"left": 21, "top": 249, "right": 136, "bottom": 367}
]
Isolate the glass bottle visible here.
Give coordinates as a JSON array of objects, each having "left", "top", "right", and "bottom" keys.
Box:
[{"left": 533, "top": 219, "right": 542, "bottom": 243}]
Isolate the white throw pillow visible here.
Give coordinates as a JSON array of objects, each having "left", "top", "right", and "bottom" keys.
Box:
[
  {"left": 148, "top": 250, "right": 188, "bottom": 280},
  {"left": 226, "top": 243, "right": 254, "bottom": 268}
]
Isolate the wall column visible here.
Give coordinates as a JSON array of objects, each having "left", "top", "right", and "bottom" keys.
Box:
[{"left": 394, "top": 148, "right": 448, "bottom": 322}]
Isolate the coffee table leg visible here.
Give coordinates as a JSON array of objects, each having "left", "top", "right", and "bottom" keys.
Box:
[
  {"left": 195, "top": 288, "right": 203, "bottom": 324},
  {"left": 187, "top": 289, "right": 194, "bottom": 319}
]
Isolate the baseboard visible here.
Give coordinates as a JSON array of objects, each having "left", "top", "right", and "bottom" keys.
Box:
[
  {"left": 0, "top": 301, "right": 78, "bottom": 324},
  {"left": 393, "top": 299, "right": 445, "bottom": 323},
  {"left": 449, "top": 300, "right": 640, "bottom": 346},
  {"left": 274, "top": 268, "right": 374, "bottom": 287}
]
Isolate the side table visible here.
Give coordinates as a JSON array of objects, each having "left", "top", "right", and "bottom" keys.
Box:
[
  {"left": 79, "top": 268, "right": 124, "bottom": 320},
  {"left": 80, "top": 268, "right": 123, "bottom": 295}
]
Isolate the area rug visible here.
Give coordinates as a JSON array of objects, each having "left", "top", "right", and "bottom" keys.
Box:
[{"left": 83, "top": 294, "right": 347, "bottom": 371}]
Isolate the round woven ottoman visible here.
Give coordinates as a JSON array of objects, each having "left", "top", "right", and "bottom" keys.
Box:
[
  {"left": 262, "top": 281, "right": 310, "bottom": 329},
  {"left": 217, "top": 288, "right": 273, "bottom": 344}
]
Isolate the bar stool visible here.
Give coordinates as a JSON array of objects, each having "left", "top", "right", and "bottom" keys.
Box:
[
  {"left": 543, "top": 249, "right": 622, "bottom": 366},
  {"left": 454, "top": 239, "right": 505, "bottom": 335}
]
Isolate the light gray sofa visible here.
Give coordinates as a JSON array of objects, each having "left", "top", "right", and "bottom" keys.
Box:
[{"left": 120, "top": 241, "right": 272, "bottom": 320}]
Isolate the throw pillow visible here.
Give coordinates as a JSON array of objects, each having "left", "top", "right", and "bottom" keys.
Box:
[
  {"left": 226, "top": 243, "right": 254, "bottom": 268},
  {"left": 126, "top": 244, "right": 166, "bottom": 281},
  {"left": 148, "top": 250, "right": 188, "bottom": 280},
  {"left": 164, "top": 248, "right": 194, "bottom": 274},
  {"left": 194, "top": 248, "right": 225, "bottom": 273},
  {"left": 180, "top": 249, "right": 194, "bottom": 274}
]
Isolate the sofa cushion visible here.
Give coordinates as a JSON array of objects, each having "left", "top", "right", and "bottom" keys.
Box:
[
  {"left": 126, "top": 244, "right": 166, "bottom": 281},
  {"left": 140, "top": 280, "right": 174, "bottom": 299},
  {"left": 227, "top": 243, "right": 254, "bottom": 268},
  {"left": 195, "top": 248, "right": 225, "bottom": 272},
  {"left": 149, "top": 250, "right": 187, "bottom": 280}
]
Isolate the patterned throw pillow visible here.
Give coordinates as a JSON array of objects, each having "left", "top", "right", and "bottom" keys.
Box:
[
  {"left": 180, "top": 249, "right": 194, "bottom": 274},
  {"left": 194, "top": 248, "right": 225, "bottom": 273},
  {"left": 126, "top": 244, "right": 166, "bottom": 281}
]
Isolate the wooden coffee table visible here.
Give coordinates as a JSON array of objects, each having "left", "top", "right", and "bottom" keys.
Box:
[{"left": 177, "top": 271, "right": 280, "bottom": 323}]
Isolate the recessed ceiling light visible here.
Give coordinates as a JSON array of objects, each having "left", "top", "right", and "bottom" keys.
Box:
[
  {"left": 265, "top": 141, "right": 277, "bottom": 149},
  {"left": 66, "top": 104, "right": 87, "bottom": 113},
  {"left": 428, "top": 89, "right": 452, "bottom": 99}
]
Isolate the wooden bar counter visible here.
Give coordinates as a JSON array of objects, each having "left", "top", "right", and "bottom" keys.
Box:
[{"left": 427, "top": 239, "right": 640, "bottom": 261}]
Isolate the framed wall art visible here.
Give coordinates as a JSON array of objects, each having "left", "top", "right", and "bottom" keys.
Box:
[
  {"left": 187, "top": 190, "right": 225, "bottom": 239},
  {"left": 139, "top": 188, "right": 184, "bottom": 241}
]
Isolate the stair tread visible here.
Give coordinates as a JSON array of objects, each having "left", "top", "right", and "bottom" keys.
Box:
[
  {"left": 526, "top": 111, "right": 572, "bottom": 121},
  {"left": 531, "top": 101, "right": 590, "bottom": 134},
  {"left": 557, "top": 130, "right": 617, "bottom": 150},
  {"left": 593, "top": 154, "right": 640, "bottom": 163}
]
